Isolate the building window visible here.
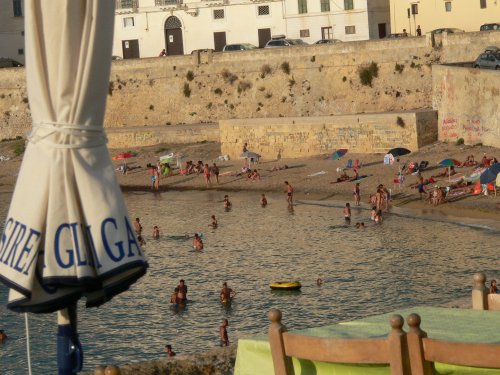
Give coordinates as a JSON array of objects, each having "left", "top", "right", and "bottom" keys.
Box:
[
  {"left": 298, "top": 0, "right": 308, "bottom": 14},
  {"left": 322, "top": 26, "right": 333, "bottom": 39},
  {"left": 213, "top": 9, "right": 225, "bottom": 19},
  {"left": 480, "top": 0, "right": 487, "bottom": 8},
  {"left": 344, "top": 0, "right": 353, "bottom": 10},
  {"left": 123, "top": 17, "right": 135, "bottom": 28},
  {"left": 13, "top": 0, "right": 22, "bottom": 17},
  {"left": 18, "top": 48, "right": 23, "bottom": 55},
  {"left": 119, "top": 0, "right": 137, "bottom": 8},
  {"left": 411, "top": 3, "right": 418, "bottom": 14},
  {"left": 445, "top": 1, "right": 452, "bottom": 11},
  {"left": 345, "top": 25, "right": 356, "bottom": 34},
  {"left": 300, "top": 29, "right": 310, "bottom": 37},
  {"left": 320, "top": 0, "right": 330, "bottom": 12},
  {"left": 258, "top": 5, "right": 270, "bottom": 16}
]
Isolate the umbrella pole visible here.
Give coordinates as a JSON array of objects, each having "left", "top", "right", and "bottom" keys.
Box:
[{"left": 57, "top": 304, "right": 83, "bottom": 375}]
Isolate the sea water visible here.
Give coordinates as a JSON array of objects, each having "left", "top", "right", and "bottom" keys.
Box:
[{"left": 1, "top": 190, "right": 499, "bottom": 374}]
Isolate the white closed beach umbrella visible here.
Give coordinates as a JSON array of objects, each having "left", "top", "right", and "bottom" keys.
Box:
[{"left": 0, "top": 1, "right": 147, "bottom": 373}]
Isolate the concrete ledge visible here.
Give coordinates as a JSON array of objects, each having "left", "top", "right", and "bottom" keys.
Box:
[{"left": 220, "top": 110, "right": 437, "bottom": 160}]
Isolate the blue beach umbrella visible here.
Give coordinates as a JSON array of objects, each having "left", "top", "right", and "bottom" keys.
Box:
[
  {"left": 0, "top": 2, "right": 148, "bottom": 374},
  {"left": 479, "top": 163, "right": 500, "bottom": 184},
  {"left": 330, "top": 148, "right": 348, "bottom": 160}
]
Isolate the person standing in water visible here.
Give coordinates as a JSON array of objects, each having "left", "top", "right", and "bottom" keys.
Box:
[
  {"left": 209, "top": 215, "right": 218, "bottom": 228},
  {"left": 134, "top": 217, "right": 143, "bottom": 236},
  {"left": 220, "top": 282, "right": 236, "bottom": 303},
  {"left": 152, "top": 225, "right": 160, "bottom": 239},
  {"left": 284, "top": 181, "right": 293, "bottom": 206},
  {"left": 193, "top": 233, "right": 204, "bottom": 251},
  {"left": 220, "top": 319, "right": 229, "bottom": 346},
  {"left": 223, "top": 195, "right": 232, "bottom": 209},
  {"left": 343, "top": 203, "right": 351, "bottom": 223},
  {"left": 353, "top": 183, "right": 360, "bottom": 206},
  {"left": 260, "top": 194, "right": 268, "bottom": 207}
]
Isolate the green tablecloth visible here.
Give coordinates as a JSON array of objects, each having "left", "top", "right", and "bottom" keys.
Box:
[{"left": 235, "top": 307, "right": 500, "bottom": 375}]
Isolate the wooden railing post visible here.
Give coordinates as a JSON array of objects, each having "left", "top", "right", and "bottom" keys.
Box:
[
  {"left": 387, "top": 314, "right": 410, "bottom": 375},
  {"left": 472, "top": 272, "right": 488, "bottom": 310},
  {"left": 406, "top": 314, "right": 433, "bottom": 375},
  {"left": 268, "top": 309, "right": 294, "bottom": 375}
]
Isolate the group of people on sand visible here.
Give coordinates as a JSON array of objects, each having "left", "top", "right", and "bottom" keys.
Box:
[{"left": 367, "top": 185, "right": 390, "bottom": 212}]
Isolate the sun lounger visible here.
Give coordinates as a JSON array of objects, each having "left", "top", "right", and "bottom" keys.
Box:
[{"left": 415, "top": 161, "right": 428, "bottom": 171}]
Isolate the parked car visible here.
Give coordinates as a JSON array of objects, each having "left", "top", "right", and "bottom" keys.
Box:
[
  {"left": 430, "top": 28, "right": 464, "bottom": 35},
  {"left": 223, "top": 43, "right": 258, "bottom": 52},
  {"left": 484, "top": 46, "right": 499, "bottom": 54},
  {"left": 480, "top": 23, "right": 500, "bottom": 31},
  {"left": 315, "top": 39, "right": 342, "bottom": 44},
  {"left": 473, "top": 52, "right": 500, "bottom": 69},
  {"left": 0, "top": 58, "right": 23, "bottom": 68},
  {"left": 264, "top": 38, "right": 307, "bottom": 48}
]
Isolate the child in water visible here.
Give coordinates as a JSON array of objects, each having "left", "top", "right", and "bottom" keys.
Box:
[
  {"left": 260, "top": 194, "right": 267, "bottom": 207},
  {"left": 223, "top": 195, "right": 232, "bottom": 209},
  {"left": 370, "top": 206, "right": 377, "bottom": 221},
  {"left": 152, "top": 225, "right": 160, "bottom": 240},
  {"left": 210, "top": 215, "right": 218, "bottom": 228},
  {"left": 343, "top": 203, "right": 351, "bottom": 222},
  {"left": 220, "top": 319, "right": 229, "bottom": 347},
  {"left": 193, "top": 233, "right": 204, "bottom": 251},
  {"left": 374, "top": 210, "right": 383, "bottom": 224}
]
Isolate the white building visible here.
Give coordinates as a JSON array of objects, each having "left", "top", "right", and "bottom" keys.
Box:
[
  {"left": 114, "top": 0, "right": 390, "bottom": 58},
  {"left": 0, "top": 0, "right": 390, "bottom": 62},
  {"left": 0, "top": 0, "right": 25, "bottom": 65}
]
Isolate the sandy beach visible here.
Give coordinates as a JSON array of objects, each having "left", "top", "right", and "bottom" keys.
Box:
[{"left": 0, "top": 139, "right": 499, "bottom": 223}]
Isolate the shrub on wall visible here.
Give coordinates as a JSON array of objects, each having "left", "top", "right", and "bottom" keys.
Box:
[
  {"left": 237, "top": 80, "right": 252, "bottom": 93},
  {"left": 186, "top": 70, "right": 195, "bottom": 81},
  {"left": 214, "top": 88, "right": 223, "bottom": 95},
  {"left": 396, "top": 116, "right": 405, "bottom": 127},
  {"left": 221, "top": 69, "right": 238, "bottom": 84},
  {"left": 359, "top": 62, "right": 379, "bottom": 87},
  {"left": 280, "top": 62, "right": 291, "bottom": 75},
  {"left": 395, "top": 63, "right": 405, "bottom": 74},
  {"left": 183, "top": 83, "right": 191, "bottom": 98},
  {"left": 260, "top": 64, "right": 272, "bottom": 78}
]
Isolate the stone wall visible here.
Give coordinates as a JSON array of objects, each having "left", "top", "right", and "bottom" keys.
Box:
[
  {"left": 106, "top": 123, "right": 219, "bottom": 148},
  {"left": 432, "top": 65, "right": 500, "bottom": 148},
  {"left": 220, "top": 110, "right": 437, "bottom": 160}
]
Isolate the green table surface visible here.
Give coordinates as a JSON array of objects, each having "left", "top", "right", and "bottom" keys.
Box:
[{"left": 235, "top": 306, "right": 500, "bottom": 375}]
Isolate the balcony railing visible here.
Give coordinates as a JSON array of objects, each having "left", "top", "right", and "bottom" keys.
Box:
[
  {"left": 155, "top": 0, "right": 180, "bottom": 5},
  {"left": 116, "top": 0, "right": 138, "bottom": 9}
]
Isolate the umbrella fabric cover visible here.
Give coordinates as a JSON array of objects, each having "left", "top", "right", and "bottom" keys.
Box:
[
  {"left": 387, "top": 148, "right": 411, "bottom": 157},
  {"left": 0, "top": 1, "right": 147, "bottom": 314},
  {"left": 112, "top": 153, "right": 136, "bottom": 161},
  {"left": 330, "top": 149, "right": 348, "bottom": 160},
  {"left": 240, "top": 151, "right": 261, "bottom": 159},
  {"left": 479, "top": 163, "right": 500, "bottom": 184},
  {"left": 438, "top": 159, "right": 461, "bottom": 167}
]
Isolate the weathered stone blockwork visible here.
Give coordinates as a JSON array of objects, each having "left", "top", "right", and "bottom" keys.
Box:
[
  {"left": 432, "top": 65, "right": 500, "bottom": 148},
  {"left": 220, "top": 110, "right": 437, "bottom": 160},
  {"left": 106, "top": 123, "right": 219, "bottom": 148}
]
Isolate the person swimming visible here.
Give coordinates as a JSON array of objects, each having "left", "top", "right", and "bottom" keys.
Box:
[
  {"left": 209, "top": 215, "right": 218, "bottom": 228},
  {"left": 223, "top": 195, "right": 232, "bottom": 209}
]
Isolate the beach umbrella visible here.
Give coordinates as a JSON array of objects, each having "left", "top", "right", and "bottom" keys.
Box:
[
  {"left": 330, "top": 148, "right": 348, "bottom": 160},
  {"left": 0, "top": 2, "right": 147, "bottom": 374},
  {"left": 438, "top": 159, "right": 461, "bottom": 182},
  {"left": 240, "top": 151, "right": 261, "bottom": 160},
  {"left": 479, "top": 163, "right": 500, "bottom": 184},
  {"left": 387, "top": 147, "right": 411, "bottom": 158},
  {"left": 112, "top": 152, "right": 136, "bottom": 161}
]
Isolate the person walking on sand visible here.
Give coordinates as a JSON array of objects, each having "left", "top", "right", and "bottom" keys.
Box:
[
  {"left": 353, "top": 183, "right": 360, "bottom": 206},
  {"left": 204, "top": 163, "right": 211, "bottom": 187},
  {"left": 212, "top": 163, "right": 220, "bottom": 184},
  {"left": 284, "top": 181, "right": 293, "bottom": 206},
  {"left": 220, "top": 319, "right": 229, "bottom": 347},
  {"left": 154, "top": 167, "right": 160, "bottom": 190}
]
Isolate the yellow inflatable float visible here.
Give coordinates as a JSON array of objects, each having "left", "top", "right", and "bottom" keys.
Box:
[{"left": 269, "top": 281, "right": 301, "bottom": 291}]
